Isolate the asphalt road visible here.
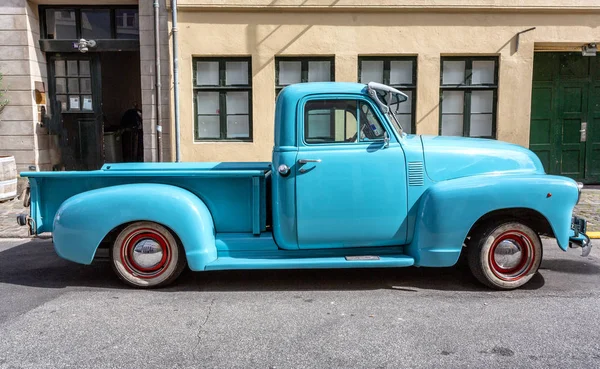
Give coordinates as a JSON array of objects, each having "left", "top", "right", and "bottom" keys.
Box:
[{"left": 0, "top": 238, "right": 598, "bottom": 369}]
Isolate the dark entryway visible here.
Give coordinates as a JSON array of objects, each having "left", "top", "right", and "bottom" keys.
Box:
[
  {"left": 41, "top": 5, "right": 142, "bottom": 171},
  {"left": 530, "top": 52, "right": 600, "bottom": 183}
]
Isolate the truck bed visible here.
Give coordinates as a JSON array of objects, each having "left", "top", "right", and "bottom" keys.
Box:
[{"left": 21, "top": 162, "right": 271, "bottom": 235}]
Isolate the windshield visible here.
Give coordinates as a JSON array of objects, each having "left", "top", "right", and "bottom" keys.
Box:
[{"left": 367, "top": 82, "right": 409, "bottom": 136}]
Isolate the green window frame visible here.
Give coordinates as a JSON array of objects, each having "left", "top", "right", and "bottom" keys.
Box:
[
  {"left": 193, "top": 57, "right": 253, "bottom": 141},
  {"left": 275, "top": 57, "right": 335, "bottom": 96},
  {"left": 358, "top": 56, "right": 417, "bottom": 134},
  {"left": 439, "top": 56, "right": 499, "bottom": 138}
]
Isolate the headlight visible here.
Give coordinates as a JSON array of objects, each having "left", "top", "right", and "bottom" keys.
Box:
[{"left": 576, "top": 182, "right": 584, "bottom": 204}]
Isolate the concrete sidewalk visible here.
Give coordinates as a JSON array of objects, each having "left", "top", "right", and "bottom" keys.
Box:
[{"left": 1, "top": 189, "right": 599, "bottom": 238}]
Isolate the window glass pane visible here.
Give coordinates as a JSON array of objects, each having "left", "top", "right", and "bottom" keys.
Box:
[
  {"left": 278, "top": 61, "right": 302, "bottom": 85},
  {"left": 79, "top": 61, "right": 90, "bottom": 76},
  {"left": 470, "top": 114, "right": 493, "bottom": 137},
  {"left": 81, "top": 10, "right": 111, "bottom": 39},
  {"left": 197, "top": 116, "right": 220, "bottom": 138},
  {"left": 472, "top": 61, "right": 495, "bottom": 85},
  {"left": 442, "top": 61, "right": 466, "bottom": 85},
  {"left": 196, "top": 62, "right": 219, "bottom": 86},
  {"left": 305, "top": 100, "right": 359, "bottom": 143},
  {"left": 394, "top": 90, "right": 412, "bottom": 114},
  {"left": 226, "top": 92, "right": 249, "bottom": 114},
  {"left": 395, "top": 114, "right": 412, "bottom": 134},
  {"left": 471, "top": 90, "right": 494, "bottom": 113},
  {"left": 56, "top": 95, "right": 68, "bottom": 112},
  {"left": 226, "top": 61, "right": 249, "bottom": 85},
  {"left": 307, "top": 110, "right": 332, "bottom": 139},
  {"left": 196, "top": 92, "right": 219, "bottom": 115},
  {"left": 308, "top": 61, "right": 331, "bottom": 82},
  {"left": 68, "top": 78, "right": 79, "bottom": 93},
  {"left": 68, "top": 95, "right": 80, "bottom": 111},
  {"left": 226, "top": 115, "right": 250, "bottom": 138},
  {"left": 45, "top": 10, "right": 76, "bottom": 39},
  {"left": 55, "top": 60, "right": 66, "bottom": 76},
  {"left": 55, "top": 78, "right": 66, "bottom": 94},
  {"left": 390, "top": 60, "right": 413, "bottom": 85},
  {"left": 80, "top": 78, "right": 91, "bottom": 94},
  {"left": 359, "top": 102, "right": 386, "bottom": 141},
  {"left": 116, "top": 9, "right": 139, "bottom": 39},
  {"left": 442, "top": 91, "right": 464, "bottom": 114},
  {"left": 441, "top": 115, "right": 463, "bottom": 136},
  {"left": 82, "top": 95, "right": 93, "bottom": 111},
  {"left": 360, "top": 60, "right": 384, "bottom": 84},
  {"left": 67, "top": 60, "right": 78, "bottom": 76}
]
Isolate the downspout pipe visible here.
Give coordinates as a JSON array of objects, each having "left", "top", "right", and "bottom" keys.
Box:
[
  {"left": 171, "top": 0, "right": 181, "bottom": 162},
  {"left": 153, "top": 0, "right": 163, "bottom": 162}
]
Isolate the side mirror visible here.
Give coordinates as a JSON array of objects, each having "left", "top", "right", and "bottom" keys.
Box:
[{"left": 383, "top": 131, "right": 390, "bottom": 149}]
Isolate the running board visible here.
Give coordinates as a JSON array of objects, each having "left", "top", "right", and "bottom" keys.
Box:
[{"left": 205, "top": 254, "right": 414, "bottom": 271}]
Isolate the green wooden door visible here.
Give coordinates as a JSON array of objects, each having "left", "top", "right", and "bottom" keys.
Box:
[{"left": 530, "top": 53, "right": 600, "bottom": 183}]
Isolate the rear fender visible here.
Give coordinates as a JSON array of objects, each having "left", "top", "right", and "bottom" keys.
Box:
[
  {"left": 53, "top": 183, "right": 216, "bottom": 271},
  {"left": 406, "top": 174, "right": 579, "bottom": 267}
]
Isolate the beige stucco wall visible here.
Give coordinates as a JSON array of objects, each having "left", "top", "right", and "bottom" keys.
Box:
[{"left": 172, "top": 8, "right": 599, "bottom": 162}]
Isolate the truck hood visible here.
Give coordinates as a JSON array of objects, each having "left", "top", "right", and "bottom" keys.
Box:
[{"left": 420, "top": 135, "right": 545, "bottom": 182}]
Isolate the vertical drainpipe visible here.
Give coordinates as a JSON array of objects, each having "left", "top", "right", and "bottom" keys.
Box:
[
  {"left": 171, "top": 0, "right": 181, "bottom": 162},
  {"left": 153, "top": 0, "right": 163, "bottom": 162}
]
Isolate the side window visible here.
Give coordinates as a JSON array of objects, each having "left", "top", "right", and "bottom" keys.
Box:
[
  {"left": 359, "top": 102, "right": 386, "bottom": 141},
  {"left": 304, "top": 99, "right": 386, "bottom": 144}
]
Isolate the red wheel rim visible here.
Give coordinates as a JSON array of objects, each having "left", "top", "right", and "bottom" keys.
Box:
[
  {"left": 119, "top": 228, "right": 172, "bottom": 279},
  {"left": 488, "top": 230, "right": 535, "bottom": 281}
]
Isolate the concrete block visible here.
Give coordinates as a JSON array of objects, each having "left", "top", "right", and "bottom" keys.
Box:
[
  {"left": 0, "top": 0, "right": 27, "bottom": 15},
  {"left": 139, "top": 59, "right": 170, "bottom": 77},
  {"left": 0, "top": 30, "right": 27, "bottom": 46},
  {"left": 0, "top": 60, "right": 29, "bottom": 76},
  {"left": 0, "top": 149, "right": 34, "bottom": 165},
  {"left": 0, "top": 105, "right": 34, "bottom": 121},
  {"left": 3, "top": 90, "right": 34, "bottom": 106},
  {"left": 0, "top": 14, "right": 27, "bottom": 30},
  {"left": 0, "top": 120, "right": 34, "bottom": 136},
  {"left": 1, "top": 75, "right": 31, "bottom": 91},
  {"left": 0, "top": 135, "right": 34, "bottom": 150},
  {"left": 0, "top": 45, "right": 27, "bottom": 60}
]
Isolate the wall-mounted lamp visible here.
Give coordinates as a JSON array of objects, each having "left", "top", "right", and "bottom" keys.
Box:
[{"left": 582, "top": 43, "right": 597, "bottom": 57}]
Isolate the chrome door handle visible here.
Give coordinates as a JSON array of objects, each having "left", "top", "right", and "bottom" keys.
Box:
[{"left": 298, "top": 159, "right": 321, "bottom": 164}]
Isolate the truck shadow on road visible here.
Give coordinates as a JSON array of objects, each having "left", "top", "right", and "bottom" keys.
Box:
[{"left": 1, "top": 240, "right": 597, "bottom": 292}]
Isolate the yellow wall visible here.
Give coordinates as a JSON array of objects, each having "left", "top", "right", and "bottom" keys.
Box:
[{"left": 173, "top": 9, "right": 599, "bottom": 162}]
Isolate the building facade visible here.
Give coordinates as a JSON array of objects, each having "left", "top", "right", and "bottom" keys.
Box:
[
  {"left": 175, "top": 0, "right": 599, "bottom": 182},
  {"left": 0, "top": 1, "right": 598, "bottom": 185},
  {"left": 0, "top": 0, "right": 170, "bottom": 190}
]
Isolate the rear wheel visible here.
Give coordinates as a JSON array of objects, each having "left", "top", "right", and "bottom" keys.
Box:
[
  {"left": 111, "top": 221, "right": 186, "bottom": 288},
  {"left": 467, "top": 220, "right": 542, "bottom": 290}
]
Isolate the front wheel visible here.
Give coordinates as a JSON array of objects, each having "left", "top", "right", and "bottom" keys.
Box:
[
  {"left": 467, "top": 220, "right": 542, "bottom": 290},
  {"left": 111, "top": 221, "right": 187, "bottom": 288}
]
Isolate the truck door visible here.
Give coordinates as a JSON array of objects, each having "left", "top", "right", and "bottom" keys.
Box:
[{"left": 295, "top": 97, "right": 408, "bottom": 249}]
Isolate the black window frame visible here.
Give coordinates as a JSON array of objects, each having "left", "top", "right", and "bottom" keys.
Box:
[
  {"left": 358, "top": 56, "right": 417, "bottom": 134},
  {"left": 439, "top": 56, "right": 499, "bottom": 139},
  {"left": 275, "top": 57, "right": 335, "bottom": 95},
  {"left": 193, "top": 57, "right": 253, "bottom": 142},
  {"left": 39, "top": 5, "right": 139, "bottom": 40}
]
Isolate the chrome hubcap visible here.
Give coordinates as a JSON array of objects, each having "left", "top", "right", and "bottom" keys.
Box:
[
  {"left": 132, "top": 239, "right": 163, "bottom": 269},
  {"left": 493, "top": 239, "right": 523, "bottom": 270}
]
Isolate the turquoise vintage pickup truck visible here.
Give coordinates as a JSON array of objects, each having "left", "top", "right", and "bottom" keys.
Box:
[{"left": 18, "top": 82, "right": 591, "bottom": 290}]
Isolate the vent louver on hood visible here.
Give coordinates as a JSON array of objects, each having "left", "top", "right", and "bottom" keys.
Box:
[{"left": 408, "top": 161, "right": 424, "bottom": 186}]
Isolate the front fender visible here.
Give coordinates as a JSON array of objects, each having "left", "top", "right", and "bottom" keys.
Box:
[
  {"left": 53, "top": 183, "right": 216, "bottom": 271},
  {"left": 407, "top": 174, "right": 579, "bottom": 267}
]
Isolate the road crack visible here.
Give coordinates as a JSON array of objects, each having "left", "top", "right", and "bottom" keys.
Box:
[{"left": 194, "top": 298, "right": 215, "bottom": 353}]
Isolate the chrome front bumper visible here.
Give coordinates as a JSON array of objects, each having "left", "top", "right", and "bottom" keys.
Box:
[{"left": 569, "top": 216, "right": 592, "bottom": 257}]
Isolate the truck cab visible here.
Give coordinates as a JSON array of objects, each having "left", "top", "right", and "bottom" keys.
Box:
[{"left": 19, "top": 82, "right": 591, "bottom": 290}]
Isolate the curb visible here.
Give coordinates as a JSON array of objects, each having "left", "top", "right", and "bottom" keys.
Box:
[{"left": 588, "top": 232, "right": 600, "bottom": 239}]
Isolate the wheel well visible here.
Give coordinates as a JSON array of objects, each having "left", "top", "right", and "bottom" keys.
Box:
[
  {"left": 467, "top": 208, "right": 555, "bottom": 241},
  {"left": 98, "top": 221, "right": 184, "bottom": 251}
]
